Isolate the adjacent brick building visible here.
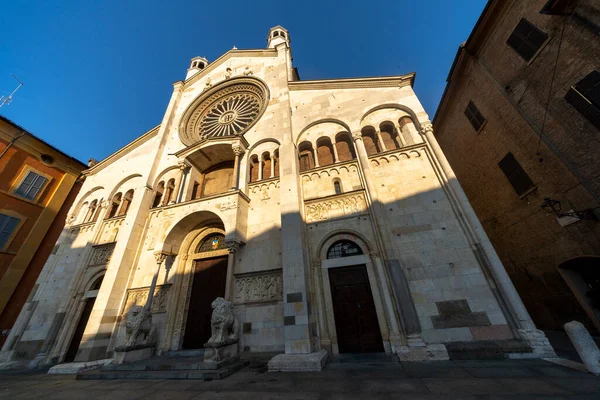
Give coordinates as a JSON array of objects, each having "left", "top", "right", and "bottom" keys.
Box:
[
  {"left": 434, "top": 0, "right": 600, "bottom": 332},
  {"left": 0, "top": 116, "right": 87, "bottom": 347}
]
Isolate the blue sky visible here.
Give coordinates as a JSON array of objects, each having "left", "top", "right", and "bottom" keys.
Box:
[{"left": 0, "top": 0, "right": 486, "bottom": 163}]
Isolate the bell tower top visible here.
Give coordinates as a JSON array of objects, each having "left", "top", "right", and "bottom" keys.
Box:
[
  {"left": 186, "top": 56, "right": 209, "bottom": 80},
  {"left": 267, "top": 26, "right": 290, "bottom": 49}
]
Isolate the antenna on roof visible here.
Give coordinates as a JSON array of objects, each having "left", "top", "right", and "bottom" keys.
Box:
[{"left": 0, "top": 74, "right": 24, "bottom": 108}]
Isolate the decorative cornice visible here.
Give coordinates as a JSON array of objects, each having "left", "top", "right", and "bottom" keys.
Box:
[
  {"left": 84, "top": 125, "right": 161, "bottom": 176},
  {"left": 288, "top": 73, "right": 415, "bottom": 91}
]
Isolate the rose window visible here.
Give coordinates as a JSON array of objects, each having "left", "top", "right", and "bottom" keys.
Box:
[
  {"left": 199, "top": 94, "right": 261, "bottom": 138},
  {"left": 180, "top": 79, "right": 268, "bottom": 146}
]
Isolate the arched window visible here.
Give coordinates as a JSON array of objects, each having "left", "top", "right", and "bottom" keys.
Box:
[
  {"left": 90, "top": 275, "right": 104, "bottom": 291},
  {"left": 335, "top": 132, "right": 356, "bottom": 162},
  {"left": 92, "top": 198, "right": 103, "bottom": 222},
  {"left": 380, "top": 122, "right": 400, "bottom": 150},
  {"left": 334, "top": 180, "right": 342, "bottom": 195},
  {"left": 84, "top": 200, "right": 97, "bottom": 223},
  {"left": 196, "top": 233, "right": 226, "bottom": 253},
  {"left": 119, "top": 189, "right": 134, "bottom": 216},
  {"left": 163, "top": 178, "right": 175, "bottom": 206},
  {"left": 249, "top": 155, "right": 259, "bottom": 183},
  {"left": 273, "top": 149, "right": 280, "bottom": 178},
  {"left": 298, "top": 142, "right": 315, "bottom": 171},
  {"left": 79, "top": 202, "right": 89, "bottom": 223},
  {"left": 316, "top": 137, "right": 335, "bottom": 166},
  {"left": 398, "top": 116, "right": 416, "bottom": 146},
  {"left": 262, "top": 152, "right": 272, "bottom": 180},
  {"left": 327, "top": 240, "right": 363, "bottom": 259},
  {"left": 107, "top": 193, "right": 122, "bottom": 219},
  {"left": 152, "top": 181, "right": 164, "bottom": 208},
  {"left": 361, "top": 127, "right": 381, "bottom": 155}
]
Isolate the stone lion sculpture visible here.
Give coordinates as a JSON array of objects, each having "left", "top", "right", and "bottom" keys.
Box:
[
  {"left": 206, "top": 297, "right": 238, "bottom": 346},
  {"left": 124, "top": 305, "right": 156, "bottom": 348}
]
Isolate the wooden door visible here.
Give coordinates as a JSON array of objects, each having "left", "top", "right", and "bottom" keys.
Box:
[
  {"left": 65, "top": 297, "right": 96, "bottom": 362},
  {"left": 329, "top": 265, "right": 384, "bottom": 353},
  {"left": 182, "top": 256, "right": 228, "bottom": 349}
]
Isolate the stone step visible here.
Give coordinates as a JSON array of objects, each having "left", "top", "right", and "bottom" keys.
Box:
[
  {"left": 103, "top": 355, "right": 239, "bottom": 371},
  {"left": 328, "top": 352, "right": 399, "bottom": 364},
  {"left": 76, "top": 360, "right": 248, "bottom": 380},
  {"left": 446, "top": 340, "right": 532, "bottom": 360}
]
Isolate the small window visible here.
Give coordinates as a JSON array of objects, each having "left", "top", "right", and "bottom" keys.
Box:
[
  {"left": 565, "top": 70, "right": 600, "bottom": 130},
  {"left": 334, "top": 181, "right": 342, "bottom": 195},
  {"left": 14, "top": 171, "right": 48, "bottom": 200},
  {"left": 506, "top": 19, "right": 548, "bottom": 61},
  {"left": 464, "top": 101, "right": 486, "bottom": 132},
  {"left": 498, "top": 152, "right": 535, "bottom": 196},
  {"left": 0, "top": 214, "right": 21, "bottom": 250},
  {"left": 327, "top": 240, "right": 363, "bottom": 259},
  {"left": 196, "top": 233, "right": 226, "bottom": 253}
]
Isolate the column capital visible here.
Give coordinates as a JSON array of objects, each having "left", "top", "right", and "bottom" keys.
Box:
[
  {"left": 232, "top": 143, "right": 245, "bottom": 156},
  {"left": 420, "top": 123, "right": 433, "bottom": 135},
  {"left": 100, "top": 199, "right": 109, "bottom": 209},
  {"left": 225, "top": 240, "right": 241, "bottom": 253},
  {"left": 154, "top": 251, "right": 170, "bottom": 265},
  {"left": 180, "top": 254, "right": 189, "bottom": 262},
  {"left": 177, "top": 160, "right": 190, "bottom": 170},
  {"left": 352, "top": 132, "right": 363, "bottom": 142}
]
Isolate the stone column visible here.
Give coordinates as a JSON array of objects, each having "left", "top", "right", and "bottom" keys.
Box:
[
  {"left": 170, "top": 161, "right": 188, "bottom": 204},
  {"left": 224, "top": 241, "right": 239, "bottom": 301},
  {"left": 231, "top": 144, "right": 244, "bottom": 190},
  {"left": 331, "top": 142, "right": 339, "bottom": 163},
  {"left": 375, "top": 130, "right": 387, "bottom": 152},
  {"left": 352, "top": 133, "right": 424, "bottom": 344},
  {"left": 270, "top": 151, "right": 275, "bottom": 179},
  {"left": 258, "top": 157, "right": 264, "bottom": 181},
  {"left": 146, "top": 252, "right": 168, "bottom": 311}
]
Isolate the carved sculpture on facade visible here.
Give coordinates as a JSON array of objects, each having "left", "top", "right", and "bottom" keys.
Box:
[
  {"left": 234, "top": 271, "right": 283, "bottom": 304},
  {"left": 219, "top": 198, "right": 239, "bottom": 211},
  {"left": 123, "top": 284, "right": 171, "bottom": 314},
  {"left": 88, "top": 243, "right": 116, "bottom": 266},
  {"left": 122, "top": 305, "right": 156, "bottom": 349},
  {"left": 206, "top": 297, "right": 238, "bottom": 346},
  {"left": 305, "top": 193, "right": 367, "bottom": 223}
]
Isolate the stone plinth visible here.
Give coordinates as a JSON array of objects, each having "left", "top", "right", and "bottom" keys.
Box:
[
  {"left": 113, "top": 346, "right": 154, "bottom": 365},
  {"left": 48, "top": 359, "right": 112, "bottom": 374},
  {"left": 204, "top": 341, "right": 238, "bottom": 363},
  {"left": 397, "top": 344, "right": 449, "bottom": 362},
  {"left": 268, "top": 349, "right": 328, "bottom": 372}
]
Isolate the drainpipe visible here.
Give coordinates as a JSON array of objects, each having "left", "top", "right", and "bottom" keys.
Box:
[{"left": 0, "top": 131, "right": 26, "bottom": 160}]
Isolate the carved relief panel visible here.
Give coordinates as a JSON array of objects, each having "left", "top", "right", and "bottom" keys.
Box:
[
  {"left": 304, "top": 192, "right": 367, "bottom": 223},
  {"left": 121, "top": 284, "right": 171, "bottom": 315},
  {"left": 233, "top": 269, "right": 283, "bottom": 304}
]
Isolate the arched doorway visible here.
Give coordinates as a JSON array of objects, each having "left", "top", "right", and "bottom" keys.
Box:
[
  {"left": 182, "top": 232, "right": 229, "bottom": 349},
  {"left": 326, "top": 240, "right": 384, "bottom": 353},
  {"left": 64, "top": 275, "right": 104, "bottom": 362}
]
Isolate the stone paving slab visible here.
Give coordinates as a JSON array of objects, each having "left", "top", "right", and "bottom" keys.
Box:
[{"left": 0, "top": 359, "right": 599, "bottom": 399}]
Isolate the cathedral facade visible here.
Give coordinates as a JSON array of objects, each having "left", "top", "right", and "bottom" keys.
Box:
[{"left": 1, "top": 26, "right": 554, "bottom": 369}]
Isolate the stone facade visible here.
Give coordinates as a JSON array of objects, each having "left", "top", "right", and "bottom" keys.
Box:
[
  {"left": 434, "top": 0, "right": 600, "bottom": 333},
  {"left": 1, "top": 25, "right": 552, "bottom": 368}
]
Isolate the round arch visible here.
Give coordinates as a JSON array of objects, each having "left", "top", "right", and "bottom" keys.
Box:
[
  {"left": 360, "top": 104, "right": 424, "bottom": 134},
  {"left": 316, "top": 229, "right": 375, "bottom": 261},
  {"left": 295, "top": 118, "right": 352, "bottom": 146},
  {"left": 106, "top": 173, "right": 143, "bottom": 201},
  {"left": 158, "top": 210, "right": 227, "bottom": 255}
]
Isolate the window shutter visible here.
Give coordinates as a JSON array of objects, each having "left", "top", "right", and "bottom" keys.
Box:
[
  {"left": 575, "top": 70, "right": 600, "bottom": 108},
  {"left": 464, "top": 101, "right": 486, "bottom": 132},
  {"left": 27, "top": 175, "right": 48, "bottom": 199},
  {"left": 498, "top": 153, "right": 535, "bottom": 196},
  {"left": 14, "top": 172, "right": 36, "bottom": 197},
  {"left": 566, "top": 70, "right": 600, "bottom": 130},
  {"left": 0, "top": 214, "right": 20, "bottom": 249},
  {"left": 507, "top": 19, "right": 548, "bottom": 61}
]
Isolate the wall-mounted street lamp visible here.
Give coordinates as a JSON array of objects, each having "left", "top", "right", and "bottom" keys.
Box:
[{"left": 540, "top": 197, "right": 598, "bottom": 220}]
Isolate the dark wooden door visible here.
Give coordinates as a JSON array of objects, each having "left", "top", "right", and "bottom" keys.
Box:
[
  {"left": 182, "top": 256, "right": 228, "bottom": 349},
  {"left": 329, "top": 265, "right": 384, "bottom": 353},
  {"left": 65, "top": 297, "right": 96, "bottom": 362}
]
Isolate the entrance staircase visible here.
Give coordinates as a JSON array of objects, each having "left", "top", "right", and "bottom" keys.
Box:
[{"left": 76, "top": 349, "right": 248, "bottom": 380}]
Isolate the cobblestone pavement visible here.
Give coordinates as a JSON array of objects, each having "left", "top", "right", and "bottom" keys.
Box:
[{"left": 1, "top": 359, "right": 600, "bottom": 399}]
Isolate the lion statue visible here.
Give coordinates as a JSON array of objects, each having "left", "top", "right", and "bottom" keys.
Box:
[
  {"left": 124, "top": 305, "right": 156, "bottom": 348},
  {"left": 206, "top": 297, "right": 238, "bottom": 346}
]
